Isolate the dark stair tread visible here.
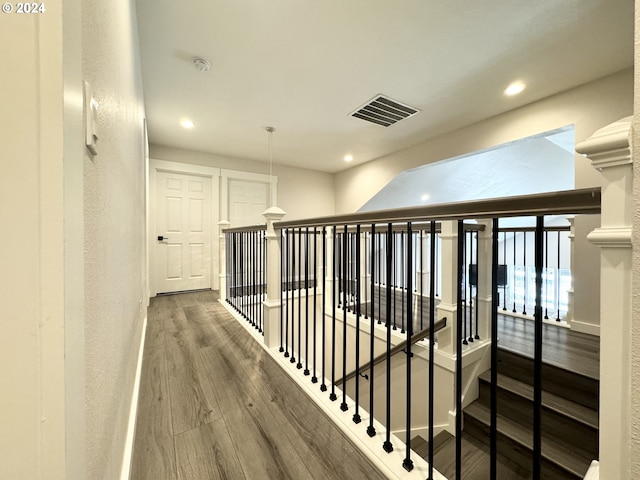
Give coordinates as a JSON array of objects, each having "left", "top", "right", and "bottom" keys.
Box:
[
  {"left": 411, "top": 431, "right": 454, "bottom": 459},
  {"left": 465, "top": 402, "right": 593, "bottom": 478},
  {"left": 498, "top": 343, "right": 598, "bottom": 382},
  {"left": 478, "top": 370, "right": 598, "bottom": 429}
]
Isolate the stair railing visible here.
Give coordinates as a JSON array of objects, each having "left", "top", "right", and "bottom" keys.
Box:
[
  {"left": 221, "top": 187, "right": 601, "bottom": 480},
  {"left": 335, "top": 318, "right": 447, "bottom": 385}
]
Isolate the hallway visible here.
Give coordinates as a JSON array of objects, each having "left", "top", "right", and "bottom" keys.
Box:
[{"left": 130, "top": 290, "right": 387, "bottom": 480}]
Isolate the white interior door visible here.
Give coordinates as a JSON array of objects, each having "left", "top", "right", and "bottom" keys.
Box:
[
  {"left": 155, "top": 171, "right": 212, "bottom": 294},
  {"left": 229, "top": 179, "right": 268, "bottom": 227}
]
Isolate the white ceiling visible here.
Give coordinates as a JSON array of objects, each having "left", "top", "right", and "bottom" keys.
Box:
[{"left": 136, "top": 0, "right": 633, "bottom": 173}]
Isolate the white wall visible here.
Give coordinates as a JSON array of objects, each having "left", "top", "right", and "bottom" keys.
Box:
[
  {"left": 335, "top": 69, "right": 633, "bottom": 334},
  {"left": 631, "top": 1, "right": 640, "bottom": 475},
  {"left": 335, "top": 69, "right": 632, "bottom": 214},
  {"left": 82, "top": 1, "right": 148, "bottom": 480},
  {"left": 149, "top": 144, "right": 336, "bottom": 221},
  {"left": 0, "top": 8, "right": 69, "bottom": 479}
]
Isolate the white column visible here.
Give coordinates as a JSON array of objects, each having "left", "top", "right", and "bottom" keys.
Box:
[
  {"left": 475, "top": 220, "right": 493, "bottom": 341},
  {"left": 262, "top": 207, "right": 286, "bottom": 348},
  {"left": 565, "top": 216, "right": 576, "bottom": 324},
  {"left": 576, "top": 116, "right": 633, "bottom": 480},
  {"left": 218, "top": 220, "right": 230, "bottom": 302},
  {"left": 436, "top": 221, "right": 459, "bottom": 354}
]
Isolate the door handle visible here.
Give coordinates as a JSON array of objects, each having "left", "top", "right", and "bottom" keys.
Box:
[{"left": 157, "top": 235, "right": 169, "bottom": 241}]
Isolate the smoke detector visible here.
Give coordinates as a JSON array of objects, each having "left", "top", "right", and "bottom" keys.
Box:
[{"left": 192, "top": 57, "right": 211, "bottom": 73}]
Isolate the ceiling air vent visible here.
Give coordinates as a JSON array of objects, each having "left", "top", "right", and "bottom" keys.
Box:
[{"left": 350, "top": 95, "right": 420, "bottom": 127}]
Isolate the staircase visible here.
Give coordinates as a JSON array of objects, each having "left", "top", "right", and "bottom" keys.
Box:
[{"left": 463, "top": 346, "right": 599, "bottom": 479}]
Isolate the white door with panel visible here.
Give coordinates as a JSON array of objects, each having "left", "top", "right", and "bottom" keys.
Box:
[
  {"left": 155, "top": 171, "right": 212, "bottom": 293},
  {"left": 229, "top": 179, "right": 269, "bottom": 227}
]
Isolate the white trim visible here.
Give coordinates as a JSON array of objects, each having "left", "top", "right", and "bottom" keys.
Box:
[
  {"left": 120, "top": 316, "right": 147, "bottom": 480},
  {"left": 153, "top": 158, "right": 222, "bottom": 177},
  {"left": 149, "top": 159, "right": 221, "bottom": 295},
  {"left": 220, "top": 168, "right": 278, "bottom": 223},
  {"left": 569, "top": 318, "right": 601, "bottom": 336}
]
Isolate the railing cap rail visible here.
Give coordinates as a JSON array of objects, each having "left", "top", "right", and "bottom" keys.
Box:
[
  {"left": 275, "top": 188, "right": 601, "bottom": 229},
  {"left": 223, "top": 224, "right": 267, "bottom": 233}
]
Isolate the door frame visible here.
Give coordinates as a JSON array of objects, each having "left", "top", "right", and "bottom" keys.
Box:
[
  {"left": 149, "top": 159, "right": 221, "bottom": 296},
  {"left": 220, "top": 168, "right": 278, "bottom": 226}
]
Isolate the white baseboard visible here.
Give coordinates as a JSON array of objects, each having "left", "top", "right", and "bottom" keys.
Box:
[
  {"left": 569, "top": 318, "right": 600, "bottom": 336},
  {"left": 120, "top": 316, "right": 148, "bottom": 480}
]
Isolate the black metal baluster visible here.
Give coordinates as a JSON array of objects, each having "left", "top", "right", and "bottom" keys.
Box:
[
  {"left": 474, "top": 231, "right": 480, "bottom": 340},
  {"left": 353, "top": 224, "right": 362, "bottom": 424},
  {"left": 304, "top": 227, "right": 310, "bottom": 375},
  {"left": 502, "top": 230, "right": 507, "bottom": 311},
  {"left": 490, "top": 218, "right": 499, "bottom": 480},
  {"left": 544, "top": 230, "right": 549, "bottom": 319},
  {"left": 455, "top": 220, "right": 464, "bottom": 480},
  {"left": 401, "top": 230, "right": 406, "bottom": 334},
  {"left": 420, "top": 230, "right": 424, "bottom": 331},
  {"left": 556, "top": 230, "right": 561, "bottom": 321},
  {"left": 463, "top": 230, "right": 468, "bottom": 346},
  {"left": 341, "top": 225, "right": 349, "bottom": 412},
  {"left": 284, "top": 229, "right": 290, "bottom": 358},
  {"left": 297, "top": 227, "right": 303, "bottom": 369},
  {"left": 368, "top": 224, "right": 376, "bottom": 437},
  {"left": 466, "top": 231, "right": 478, "bottom": 342},
  {"left": 330, "top": 226, "right": 338, "bottom": 401},
  {"left": 279, "top": 230, "right": 284, "bottom": 352},
  {"left": 228, "top": 232, "right": 233, "bottom": 308},
  {"left": 312, "top": 227, "right": 318, "bottom": 383},
  {"left": 428, "top": 221, "right": 436, "bottom": 480},
  {"left": 512, "top": 229, "right": 517, "bottom": 313},
  {"left": 393, "top": 232, "right": 397, "bottom": 330},
  {"left": 238, "top": 232, "right": 242, "bottom": 318},
  {"left": 383, "top": 223, "right": 393, "bottom": 454},
  {"left": 321, "top": 227, "right": 327, "bottom": 392},
  {"left": 533, "top": 217, "right": 544, "bottom": 479},
  {"left": 435, "top": 231, "right": 440, "bottom": 297},
  {"left": 252, "top": 230, "right": 256, "bottom": 328},
  {"left": 523, "top": 230, "right": 528, "bottom": 315},
  {"left": 291, "top": 229, "right": 296, "bottom": 364},
  {"left": 403, "top": 222, "right": 414, "bottom": 472},
  {"left": 364, "top": 230, "right": 369, "bottom": 319},
  {"left": 378, "top": 232, "right": 382, "bottom": 325}
]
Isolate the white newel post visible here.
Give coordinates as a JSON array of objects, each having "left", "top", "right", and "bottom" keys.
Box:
[
  {"left": 437, "top": 221, "right": 459, "bottom": 354},
  {"left": 475, "top": 220, "right": 493, "bottom": 341},
  {"left": 263, "top": 207, "right": 286, "bottom": 348},
  {"left": 576, "top": 116, "right": 633, "bottom": 480},
  {"left": 566, "top": 216, "right": 576, "bottom": 325},
  {"left": 218, "top": 220, "right": 230, "bottom": 302}
]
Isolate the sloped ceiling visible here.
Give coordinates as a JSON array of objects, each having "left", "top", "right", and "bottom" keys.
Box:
[{"left": 359, "top": 129, "right": 575, "bottom": 211}]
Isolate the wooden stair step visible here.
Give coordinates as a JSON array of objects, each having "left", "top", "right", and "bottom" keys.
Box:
[
  {"left": 411, "top": 431, "right": 454, "bottom": 460},
  {"left": 478, "top": 370, "right": 598, "bottom": 430},
  {"left": 497, "top": 347, "right": 599, "bottom": 410},
  {"left": 464, "top": 402, "right": 593, "bottom": 479}
]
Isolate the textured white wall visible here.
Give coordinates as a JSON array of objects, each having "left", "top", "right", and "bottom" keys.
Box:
[
  {"left": 631, "top": 1, "right": 640, "bottom": 476},
  {"left": 149, "top": 144, "right": 336, "bottom": 221},
  {"left": 0, "top": 10, "right": 67, "bottom": 479},
  {"left": 82, "top": 0, "right": 147, "bottom": 478}
]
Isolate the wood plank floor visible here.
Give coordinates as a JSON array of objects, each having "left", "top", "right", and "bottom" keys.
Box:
[
  {"left": 496, "top": 314, "right": 599, "bottom": 379},
  {"left": 130, "top": 290, "right": 387, "bottom": 480}
]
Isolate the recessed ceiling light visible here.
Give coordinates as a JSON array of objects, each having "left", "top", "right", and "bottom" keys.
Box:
[
  {"left": 180, "top": 119, "right": 195, "bottom": 129},
  {"left": 421, "top": 193, "right": 430, "bottom": 202},
  {"left": 504, "top": 81, "right": 526, "bottom": 96},
  {"left": 344, "top": 154, "right": 353, "bottom": 163}
]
